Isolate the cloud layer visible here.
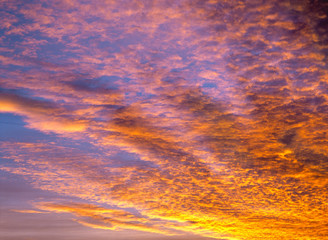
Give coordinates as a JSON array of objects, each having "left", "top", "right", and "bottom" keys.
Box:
[{"left": 1, "top": 0, "right": 328, "bottom": 239}]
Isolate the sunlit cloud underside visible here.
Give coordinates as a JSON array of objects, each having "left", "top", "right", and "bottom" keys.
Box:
[{"left": 0, "top": 0, "right": 328, "bottom": 239}]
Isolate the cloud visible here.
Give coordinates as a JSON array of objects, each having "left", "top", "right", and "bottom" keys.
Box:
[
  {"left": 0, "top": 91, "right": 88, "bottom": 133},
  {"left": 12, "top": 209, "right": 48, "bottom": 214},
  {"left": 1, "top": 0, "right": 328, "bottom": 239},
  {"left": 37, "top": 202, "right": 178, "bottom": 235}
]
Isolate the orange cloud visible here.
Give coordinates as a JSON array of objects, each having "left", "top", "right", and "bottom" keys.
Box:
[
  {"left": 37, "top": 202, "right": 178, "bottom": 235},
  {"left": 1, "top": 0, "right": 328, "bottom": 239},
  {"left": 0, "top": 91, "right": 87, "bottom": 133}
]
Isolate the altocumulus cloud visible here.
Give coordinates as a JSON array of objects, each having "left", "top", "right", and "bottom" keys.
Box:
[{"left": 1, "top": 0, "right": 328, "bottom": 239}]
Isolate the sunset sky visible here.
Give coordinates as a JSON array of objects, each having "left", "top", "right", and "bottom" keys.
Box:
[{"left": 1, "top": 0, "right": 328, "bottom": 239}]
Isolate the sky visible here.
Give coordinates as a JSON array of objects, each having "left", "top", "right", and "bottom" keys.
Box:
[{"left": 0, "top": 0, "right": 328, "bottom": 239}]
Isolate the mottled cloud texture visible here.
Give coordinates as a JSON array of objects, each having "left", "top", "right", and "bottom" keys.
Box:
[{"left": 1, "top": 0, "right": 328, "bottom": 239}]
